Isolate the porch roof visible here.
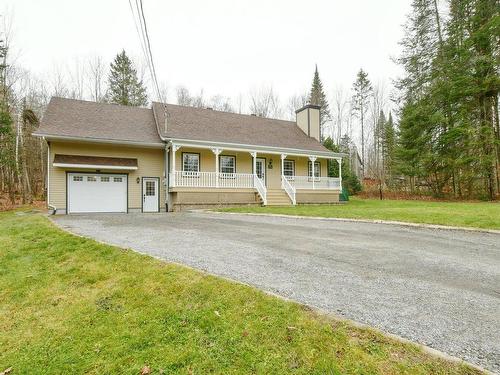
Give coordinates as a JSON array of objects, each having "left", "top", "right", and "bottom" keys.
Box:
[
  {"left": 168, "top": 138, "right": 343, "bottom": 159},
  {"left": 53, "top": 154, "right": 139, "bottom": 170}
]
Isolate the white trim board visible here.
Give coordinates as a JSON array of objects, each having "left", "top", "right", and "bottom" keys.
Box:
[
  {"left": 53, "top": 163, "right": 138, "bottom": 170},
  {"left": 167, "top": 138, "right": 344, "bottom": 159}
]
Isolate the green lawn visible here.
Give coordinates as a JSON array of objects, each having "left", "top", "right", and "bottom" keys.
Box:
[
  {"left": 0, "top": 211, "right": 481, "bottom": 374},
  {"left": 220, "top": 198, "right": 500, "bottom": 230}
]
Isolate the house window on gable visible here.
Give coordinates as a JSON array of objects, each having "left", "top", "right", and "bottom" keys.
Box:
[
  {"left": 283, "top": 160, "right": 295, "bottom": 179},
  {"left": 308, "top": 161, "right": 321, "bottom": 181},
  {"left": 219, "top": 155, "right": 236, "bottom": 177},
  {"left": 182, "top": 153, "right": 200, "bottom": 176}
]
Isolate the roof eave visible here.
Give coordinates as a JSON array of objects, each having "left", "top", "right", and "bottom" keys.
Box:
[
  {"left": 166, "top": 137, "right": 345, "bottom": 158},
  {"left": 33, "top": 133, "right": 165, "bottom": 149}
]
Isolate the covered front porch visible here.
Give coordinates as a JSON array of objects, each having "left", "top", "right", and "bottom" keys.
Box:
[{"left": 167, "top": 141, "right": 342, "bottom": 209}]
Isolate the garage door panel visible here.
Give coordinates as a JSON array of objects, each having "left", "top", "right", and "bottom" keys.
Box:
[{"left": 68, "top": 173, "right": 127, "bottom": 213}]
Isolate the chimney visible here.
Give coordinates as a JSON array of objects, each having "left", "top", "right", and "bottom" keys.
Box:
[{"left": 296, "top": 104, "right": 321, "bottom": 142}]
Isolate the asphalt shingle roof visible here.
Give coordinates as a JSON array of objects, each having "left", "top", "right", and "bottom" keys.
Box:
[
  {"left": 35, "top": 97, "right": 331, "bottom": 154},
  {"left": 35, "top": 97, "right": 162, "bottom": 144},
  {"left": 153, "top": 102, "right": 330, "bottom": 153}
]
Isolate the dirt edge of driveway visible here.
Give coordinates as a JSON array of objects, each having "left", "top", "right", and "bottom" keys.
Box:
[{"left": 206, "top": 210, "right": 500, "bottom": 235}]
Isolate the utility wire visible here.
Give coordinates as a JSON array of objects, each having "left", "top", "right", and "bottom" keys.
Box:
[
  {"left": 128, "top": 0, "right": 167, "bottom": 115},
  {"left": 128, "top": 0, "right": 149, "bottom": 73},
  {"left": 128, "top": 0, "right": 155, "bottom": 95},
  {"left": 137, "top": 0, "right": 163, "bottom": 105},
  {"left": 134, "top": 0, "right": 160, "bottom": 102}
]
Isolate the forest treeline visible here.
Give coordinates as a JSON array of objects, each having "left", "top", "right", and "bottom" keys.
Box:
[
  {"left": 395, "top": 0, "right": 499, "bottom": 200},
  {"left": 0, "top": 0, "right": 498, "bottom": 206}
]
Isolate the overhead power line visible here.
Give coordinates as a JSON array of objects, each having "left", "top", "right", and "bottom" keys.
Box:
[
  {"left": 137, "top": 0, "right": 162, "bottom": 103},
  {"left": 127, "top": 0, "right": 166, "bottom": 109}
]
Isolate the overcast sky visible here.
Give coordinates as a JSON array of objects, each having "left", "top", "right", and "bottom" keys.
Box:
[{"left": 5, "top": 0, "right": 411, "bottom": 105}]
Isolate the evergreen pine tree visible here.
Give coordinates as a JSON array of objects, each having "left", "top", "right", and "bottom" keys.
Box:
[
  {"left": 106, "top": 50, "right": 148, "bottom": 106},
  {"left": 322, "top": 137, "right": 361, "bottom": 195},
  {"left": 351, "top": 69, "right": 372, "bottom": 177},
  {"left": 308, "top": 65, "right": 331, "bottom": 140}
]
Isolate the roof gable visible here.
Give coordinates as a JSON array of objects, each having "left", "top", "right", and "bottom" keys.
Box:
[{"left": 35, "top": 97, "right": 162, "bottom": 145}]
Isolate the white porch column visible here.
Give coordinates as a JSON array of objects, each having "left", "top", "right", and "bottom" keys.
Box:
[
  {"left": 212, "top": 148, "right": 222, "bottom": 188},
  {"left": 171, "top": 144, "right": 181, "bottom": 187},
  {"left": 280, "top": 154, "right": 287, "bottom": 187},
  {"left": 250, "top": 151, "right": 257, "bottom": 177},
  {"left": 337, "top": 157, "right": 342, "bottom": 190},
  {"left": 309, "top": 156, "right": 317, "bottom": 189},
  {"left": 250, "top": 152, "right": 257, "bottom": 188}
]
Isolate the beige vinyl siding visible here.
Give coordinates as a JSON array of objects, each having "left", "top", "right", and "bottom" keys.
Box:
[
  {"left": 175, "top": 148, "right": 253, "bottom": 174},
  {"left": 295, "top": 106, "right": 320, "bottom": 142},
  {"left": 296, "top": 109, "right": 309, "bottom": 137},
  {"left": 172, "top": 147, "right": 329, "bottom": 190},
  {"left": 48, "top": 142, "right": 165, "bottom": 211},
  {"left": 308, "top": 108, "right": 321, "bottom": 142}
]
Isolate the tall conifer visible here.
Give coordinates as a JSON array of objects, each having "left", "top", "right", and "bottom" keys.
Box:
[
  {"left": 107, "top": 50, "right": 147, "bottom": 106},
  {"left": 308, "top": 65, "right": 331, "bottom": 140}
]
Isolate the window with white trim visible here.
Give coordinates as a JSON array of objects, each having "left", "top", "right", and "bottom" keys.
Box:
[
  {"left": 113, "top": 177, "right": 123, "bottom": 183},
  {"left": 101, "top": 176, "right": 110, "bottom": 182},
  {"left": 73, "top": 176, "right": 83, "bottom": 182},
  {"left": 308, "top": 161, "right": 320, "bottom": 181},
  {"left": 87, "top": 176, "right": 97, "bottom": 182},
  {"left": 219, "top": 155, "right": 235, "bottom": 176},
  {"left": 283, "top": 160, "right": 295, "bottom": 179},
  {"left": 182, "top": 153, "right": 200, "bottom": 175}
]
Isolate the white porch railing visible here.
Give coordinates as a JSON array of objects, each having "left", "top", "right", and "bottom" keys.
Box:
[
  {"left": 254, "top": 175, "right": 267, "bottom": 205},
  {"left": 170, "top": 171, "right": 267, "bottom": 204},
  {"left": 286, "top": 176, "right": 341, "bottom": 190},
  {"left": 281, "top": 176, "right": 296, "bottom": 205},
  {"left": 170, "top": 171, "right": 255, "bottom": 188}
]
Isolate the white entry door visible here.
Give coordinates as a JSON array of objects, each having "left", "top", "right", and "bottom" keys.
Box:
[
  {"left": 256, "top": 158, "right": 266, "bottom": 185},
  {"left": 142, "top": 177, "right": 159, "bottom": 212},
  {"left": 67, "top": 173, "right": 127, "bottom": 213}
]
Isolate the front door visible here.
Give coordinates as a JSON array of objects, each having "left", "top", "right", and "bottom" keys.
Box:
[
  {"left": 256, "top": 158, "right": 266, "bottom": 185},
  {"left": 142, "top": 177, "right": 159, "bottom": 212}
]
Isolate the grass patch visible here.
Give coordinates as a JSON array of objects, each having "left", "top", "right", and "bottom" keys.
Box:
[
  {"left": 220, "top": 197, "right": 500, "bottom": 230},
  {"left": 0, "top": 210, "right": 481, "bottom": 374}
]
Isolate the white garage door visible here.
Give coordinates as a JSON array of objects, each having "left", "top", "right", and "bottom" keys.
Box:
[{"left": 67, "top": 173, "right": 127, "bottom": 213}]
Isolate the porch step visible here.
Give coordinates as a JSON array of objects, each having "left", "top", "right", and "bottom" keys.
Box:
[{"left": 264, "top": 189, "right": 292, "bottom": 206}]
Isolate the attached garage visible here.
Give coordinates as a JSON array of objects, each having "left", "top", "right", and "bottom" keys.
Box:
[
  {"left": 52, "top": 154, "right": 139, "bottom": 214},
  {"left": 67, "top": 173, "right": 128, "bottom": 213}
]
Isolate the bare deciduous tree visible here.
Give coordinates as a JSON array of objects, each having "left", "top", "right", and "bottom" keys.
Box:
[
  {"left": 87, "top": 56, "right": 107, "bottom": 102},
  {"left": 68, "top": 58, "right": 85, "bottom": 100},
  {"left": 285, "top": 92, "right": 307, "bottom": 120},
  {"left": 332, "top": 87, "right": 350, "bottom": 144},
  {"left": 209, "top": 94, "right": 234, "bottom": 112},
  {"left": 249, "top": 85, "right": 282, "bottom": 119},
  {"left": 176, "top": 85, "right": 192, "bottom": 106}
]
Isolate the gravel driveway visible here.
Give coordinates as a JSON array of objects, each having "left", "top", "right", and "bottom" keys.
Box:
[{"left": 53, "top": 212, "right": 500, "bottom": 373}]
